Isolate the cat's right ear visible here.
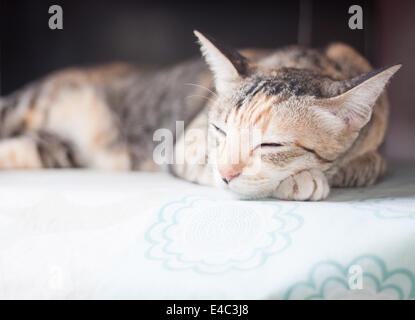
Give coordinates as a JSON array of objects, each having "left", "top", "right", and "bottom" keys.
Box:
[
  {"left": 194, "top": 30, "right": 254, "bottom": 94},
  {"left": 319, "top": 64, "right": 401, "bottom": 132}
]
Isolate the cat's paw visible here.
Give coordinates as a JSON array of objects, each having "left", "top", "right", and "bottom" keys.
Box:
[{"left": 273, "top": 169, "right": 330, "bottom": 201}]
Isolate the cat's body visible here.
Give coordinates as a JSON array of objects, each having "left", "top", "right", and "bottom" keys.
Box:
[
  {"left": 0, "top": 60, "right": 209, "bottom": 171},
  {"left": 0, "top": 32, "right": 400, "bottom": 200}
]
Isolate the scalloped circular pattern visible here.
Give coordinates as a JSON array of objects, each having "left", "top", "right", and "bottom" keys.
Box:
[
  {"left": 284, "top": 255, "right": 415, "bottom": 300},
  {"left": 145, "top": 196, "right": 303, "bottom": 274}
]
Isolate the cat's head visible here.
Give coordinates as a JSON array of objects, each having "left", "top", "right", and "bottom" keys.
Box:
[{"left": 194, "top": 31, "right": 400, "bottom": 198}]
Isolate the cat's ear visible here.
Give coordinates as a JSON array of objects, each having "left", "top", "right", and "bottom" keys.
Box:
[
  {"left": 194, "top": 30, "right": 254, "bottom": 94},
  {"left": 319, "top": 64, "right": 401, "bottom": 131}
]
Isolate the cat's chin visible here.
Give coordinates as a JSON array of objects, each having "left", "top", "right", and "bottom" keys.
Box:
[
  {"left": 226, "top": 183, "right": 275, "bottom": 200},
  {"left": 212, "top": 169, "right": 280, "bottom": 200},
  {"left": 230, "top": 192, "right": 271, "bottom": 201}
]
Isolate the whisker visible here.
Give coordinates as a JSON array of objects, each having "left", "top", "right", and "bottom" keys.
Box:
[{"left": 184, "top": 83, "right": 218, "bottom": 98}]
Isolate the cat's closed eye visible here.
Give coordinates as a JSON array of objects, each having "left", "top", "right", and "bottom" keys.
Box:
[
  {"left": 260, "top": 143, "right": 283, "bottom": 148},
  {"left": 211, "top": 124, "right": 226, "bottom": 136},
  {"left": 252, "top": 143, "right": 284, "bottom": 151}
]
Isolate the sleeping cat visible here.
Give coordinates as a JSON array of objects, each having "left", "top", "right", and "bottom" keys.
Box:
[{"left": 0, "top": 31, "right": 400, "bottom": 200}]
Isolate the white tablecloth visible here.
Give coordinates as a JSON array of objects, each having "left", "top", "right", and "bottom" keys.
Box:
[{"left": 1, "top": 160, "right": 414, "bottom": 299}]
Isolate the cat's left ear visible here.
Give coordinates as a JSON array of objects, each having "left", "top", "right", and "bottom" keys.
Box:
[
  {"left": 319, "top": 64, "right": 401, "bottom": 131},
  {"left": 194, "top": 30, "right": 255, "bottom": 94}
]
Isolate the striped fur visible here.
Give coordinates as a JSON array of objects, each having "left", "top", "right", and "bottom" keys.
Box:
[
  {"left": 172, "top": 32, "right": 400, "bottom": 200},
  {"left": 0, "top": 32, "right": 400, "bottom": 200}
]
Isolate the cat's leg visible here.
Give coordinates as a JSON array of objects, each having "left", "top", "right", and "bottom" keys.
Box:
[
  {"left": 0, "top": 129, "right": 131, "bottom": 171},
  {"left": 272, "top": 169, "right": 330, "bottom": 201},
  {"left": 328, "top": 151, "right": 386, "bottom": 187},
  {"left": 38, "top": 81, "right": 131, "bottom": 171},
  {"left": 0, "top": 131, "right": 82, "bottom": 169},
  {"left": 271, "top": 151, "right": 385, "bottom": 200},
  {"left": 0, "top": 68, "right": 132, "bottom": 171}
]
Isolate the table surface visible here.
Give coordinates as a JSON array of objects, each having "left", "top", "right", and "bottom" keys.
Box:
[{"left": 1, "top": 160, "right": 414, "bottom": 299}]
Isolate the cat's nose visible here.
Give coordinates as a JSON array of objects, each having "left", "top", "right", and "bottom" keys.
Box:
[{"left": 218, "top": 165, "right": 242, "bottom": 184}]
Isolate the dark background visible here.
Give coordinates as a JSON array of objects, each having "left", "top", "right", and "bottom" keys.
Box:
[{"left": 1, "top": 0, "right": 414, "bottom": 158}]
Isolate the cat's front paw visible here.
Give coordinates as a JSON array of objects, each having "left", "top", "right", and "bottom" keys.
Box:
[{"left": 273, "top": 169, "right": 330, "bottom": 201}]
